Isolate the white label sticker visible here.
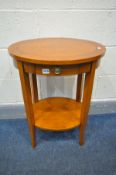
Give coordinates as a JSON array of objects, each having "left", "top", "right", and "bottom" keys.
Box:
[
  {"left": 97, "top": 46, "right": 101, "bottom": 50},
  {"left": 42, "top": 69, "right": 50, "bottom": 74}
]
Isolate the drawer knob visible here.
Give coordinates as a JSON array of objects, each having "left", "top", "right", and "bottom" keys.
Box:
[{"left": 55, "top": 68, "right": 61, "bottom": 75}]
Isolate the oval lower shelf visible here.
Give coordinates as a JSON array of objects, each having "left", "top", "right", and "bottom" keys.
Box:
[{"left": 33, "top": 97, "right": 81, "bottom": 131}]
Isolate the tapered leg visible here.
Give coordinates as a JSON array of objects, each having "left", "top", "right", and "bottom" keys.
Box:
[
  {"left": 79, "top": 61, "right": 96, "bottom": 145},
  {"left": 17, "top": 61, "right": 36, "bottom": 148},
  {"left": 30, "top": 73, "right": 38, "bottom": 103},
  {"left": 76, "top": 74, "right": 84, "bottom": 102}
]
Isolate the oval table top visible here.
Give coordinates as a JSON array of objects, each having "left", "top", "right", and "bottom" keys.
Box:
[{"left": 8, "top": 38, "right": 106, "bottom": 65}]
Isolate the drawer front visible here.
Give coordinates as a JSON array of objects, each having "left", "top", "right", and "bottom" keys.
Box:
[{"left": 23, "top": 63, "right": 91, "bottom": 76}]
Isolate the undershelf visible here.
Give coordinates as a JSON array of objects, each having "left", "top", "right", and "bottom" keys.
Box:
[{"left": 33, "top": 97, "right": 81, "bottom": 131}]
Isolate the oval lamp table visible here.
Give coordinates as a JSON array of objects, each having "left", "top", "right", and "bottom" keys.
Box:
[{"left": 8, "top": 38, "right": 106, "bottom": 148}]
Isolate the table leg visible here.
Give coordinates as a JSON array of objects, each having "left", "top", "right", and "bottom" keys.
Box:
[
  {"left": 30, "top": 73, "right": 38, "bottom": 103},
  {"left": 17, "top": 61, "right": 36, "bottom": 148},
  {"left": 79, "top": 61, "right": 96, "bottom": 145},
  {"left": 76, "top": 74, "right": 84, "bottom": 102}
]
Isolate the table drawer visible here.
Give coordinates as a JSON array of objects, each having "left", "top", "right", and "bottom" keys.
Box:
[{"left": 23, "top": 63, "right": 91, "bottom": 76}]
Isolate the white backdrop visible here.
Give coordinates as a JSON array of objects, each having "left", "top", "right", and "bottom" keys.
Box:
[{"left": 0, "top": 0, "right": 116, "bottom": 104}]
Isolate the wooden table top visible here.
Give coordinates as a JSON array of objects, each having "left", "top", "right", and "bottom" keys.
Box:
[{"left": 8, "top": 38, "right": 106, "bottom": 65}]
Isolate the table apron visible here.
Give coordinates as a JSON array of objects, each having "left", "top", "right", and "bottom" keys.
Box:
[{"left": 23, "top": 63, "right": 92, "bottom": 76}]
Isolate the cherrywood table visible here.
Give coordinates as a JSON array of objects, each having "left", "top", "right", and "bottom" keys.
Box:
[{"left": 8, "top": 38, "right": 106, "bottom": 148}]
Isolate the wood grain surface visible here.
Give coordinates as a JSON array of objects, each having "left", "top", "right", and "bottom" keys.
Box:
[
  {"left": 33, "top": 97, "right": 81, "bottom": 131},
  {"left": 8, "top": 38, "right": 105, "bottom": 65}
]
